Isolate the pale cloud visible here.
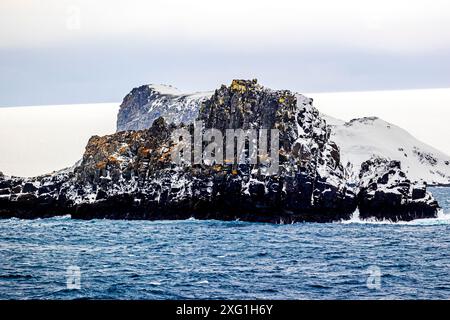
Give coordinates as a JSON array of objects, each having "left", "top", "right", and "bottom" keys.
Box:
[
  {"left": 1, "top": 0, "right": 450, "bottom": 54},
  {"left": 0, "top": 0, "right": 449, "bottom": 107},
  {"left": 0, "top": 1, "right": 449, "bottom": 172}
]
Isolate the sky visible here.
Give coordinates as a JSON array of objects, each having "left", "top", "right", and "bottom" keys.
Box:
[
  {"left": 0, "top": 0, "right": 449, "bottom": 172},
  {"left": 1, "top": 0, "right": 450, "bottom": 106}
]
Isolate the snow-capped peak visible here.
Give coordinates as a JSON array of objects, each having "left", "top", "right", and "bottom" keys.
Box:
[
  {"left": 147, "top": 84, "right": 182, "bottom": 96},
  {"left": 325, "top": 115, "right": 450, "bottom": 185}
]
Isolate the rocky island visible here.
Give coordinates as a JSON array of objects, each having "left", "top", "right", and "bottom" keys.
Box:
[{"left": 0, "top": 80, "right": 440, "bottom": 222}]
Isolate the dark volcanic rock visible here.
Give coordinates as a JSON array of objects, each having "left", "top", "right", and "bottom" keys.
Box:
[
  {"left": 22, "top": 182, "right": 38, "bottom": 193},
  {"left": 72, "top": 80, "right": 357, "bottom": 222},
  {"left": 0, "top": 80, "right": 358, "bottom": 222},
  {"left": 0, "top": 80, "right": 440, "bottom": 222},
  {"left": 357, "top": 157, "right": 439, "bottom": 221},
  {"left": 117, "top": 84, "right": 211, "bottom": 131},
  {"left": 0, "top": 172, "right": 75, "bottom": 219}
]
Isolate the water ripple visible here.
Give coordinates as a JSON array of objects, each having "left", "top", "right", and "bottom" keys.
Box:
[{"left": 0, "top": 187, "right": 449, "bottom": 299}]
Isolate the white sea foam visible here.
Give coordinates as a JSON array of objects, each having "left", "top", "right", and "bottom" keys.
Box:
[{"left": 339, "top": 208, "right": 450, "bottom": 226}]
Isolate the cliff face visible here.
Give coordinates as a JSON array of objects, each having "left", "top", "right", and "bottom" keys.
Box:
[
  {"left": 116, "top": 84, "right": 212, "bottom": 131},
  {"left": 75, "top": 79, "right": 357, "bottom": 222},
  {"left": 0, "top": 80, "right": 440, "bottom": 222},
  {"left": 0, "top": 170, "right": 75, "bottom": 219}
]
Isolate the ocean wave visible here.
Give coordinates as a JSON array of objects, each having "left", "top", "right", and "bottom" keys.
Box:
[{"left": 339, "top": 209, "right": 450, "bottom": 226}]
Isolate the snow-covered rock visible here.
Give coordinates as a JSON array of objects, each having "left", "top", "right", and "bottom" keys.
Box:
[
  {"left": 358, "top": 157, "right": 439, "bottom": 221},
  {"left": 0, "top": 80, "right": 441, "bottom": 222},
  {"left": 0, "top": 80, "right": 359, "bottom": 222},
  {"left": 117, "top": 84, "right": 213, "bottom": 131},
  {"left": 323, "top": 115, "right": 450, "bottom": 186},
  {"left": 117, "top": 83, "right": 450, "bottom": 187}
]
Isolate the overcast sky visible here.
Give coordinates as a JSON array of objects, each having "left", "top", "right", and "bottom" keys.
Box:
[{"left": 1, "top": 0, "right": 450, "bottom": 106}]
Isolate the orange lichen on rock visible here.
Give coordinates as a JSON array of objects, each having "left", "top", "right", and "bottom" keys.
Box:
[
  {"left": 96, "top": 161, "right": 107, "bottom": 170},
  {"left": 107, "top": 155, "right": 120, "bottom": 165},
  {"left": 118, "top": 145, "right": 129, "bottom": 154},
  {"left": 138, "top": 147, "right": 151, "bottom": 157}
]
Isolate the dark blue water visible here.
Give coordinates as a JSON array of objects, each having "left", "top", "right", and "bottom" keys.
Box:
[{"left": 1, "top": 187, "right": 449, "bottom": 300}]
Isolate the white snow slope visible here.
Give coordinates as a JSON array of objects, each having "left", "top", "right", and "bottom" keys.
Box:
[
  {"left": 323, "top": 115, "right": 450, "bottom": 185},
  {"left": 0, "top": 103, "right": 119, "bottom": 177},
  {"left": 308, "top": 88, "right": 450, "bottom": 157}
]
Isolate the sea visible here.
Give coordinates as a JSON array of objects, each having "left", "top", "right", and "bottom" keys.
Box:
[{"left": 0, "top": 187, "right": 449, "bottom": 300}]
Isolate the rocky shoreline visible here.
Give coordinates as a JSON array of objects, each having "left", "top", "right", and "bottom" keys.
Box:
[{"left": 0, "top": 80, "right": 440, "bottom": 222}]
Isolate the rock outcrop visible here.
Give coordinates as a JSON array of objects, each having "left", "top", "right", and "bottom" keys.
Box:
[
  {"left": 358, "top": 157, "right": 439, "bottom": 221},
  {"left": 0, "top": 171, "right": 75, "bottom": 219},
  {"left": 117, "top": 84, "right": 212, "bottom": 131},
  {"left": 0, "top": 80, "right": 440, "bottom": 222}
]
